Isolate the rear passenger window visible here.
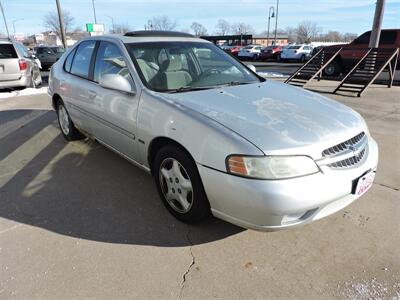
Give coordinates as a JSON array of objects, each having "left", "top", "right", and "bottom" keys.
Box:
[
  {"left": 70, "top": 41, "right": 96, "bottom": 78},
  {"left": 379, "top": 31, "right": 396, "bottom": 44},
  {"left": 0, "top": 44, "right": 18, "bottom": 58},
  {"left": 93, "top": 41, "right": 128, "bottom": 83},
  {"left": 64, "top": 48, "right": 76, "bottom": 72}
]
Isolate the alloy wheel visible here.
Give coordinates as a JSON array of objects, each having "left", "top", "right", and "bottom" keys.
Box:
[
  {"left": 159, "top": 157, "right": 193, "bottom": 214},
  {"left": 58, "top": 105, "right": 70, "bottom": 136}
]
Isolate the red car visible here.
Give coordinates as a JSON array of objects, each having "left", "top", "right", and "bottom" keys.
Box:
[
  {"left": 259, "top": 46, "right": 283, "bottom": 61},
  {"left": 229, "top": 45, "right": 243, "bottom": 57},
  {"left": 323, "top": 29, "right": 400, "bottom": 76}
]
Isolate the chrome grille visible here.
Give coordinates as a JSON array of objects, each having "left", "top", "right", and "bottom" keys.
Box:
[
  {"left": 327, "top": 148, "right": 366, "bottom": 168},
  {"left": 321, "top": 132, "right": 367, "bottom": 169},
  {"left": 322, "top": 132, "right": 365, "bottom": 157}
]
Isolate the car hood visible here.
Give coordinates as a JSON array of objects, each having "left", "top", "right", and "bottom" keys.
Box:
[{"left": 160, "top": 81, "right": 366, "bottom": 158}]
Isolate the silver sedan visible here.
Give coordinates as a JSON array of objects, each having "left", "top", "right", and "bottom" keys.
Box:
[{"left": 48, "top": 31, "right": 378, "bottom": 231}]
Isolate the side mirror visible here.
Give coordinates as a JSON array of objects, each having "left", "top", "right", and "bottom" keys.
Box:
[
  {"left": 247, "top": 64, "right": 257, "bottom": 73},
  {"left": 100, "top": 74, "right": 136, "bottom": 95}
]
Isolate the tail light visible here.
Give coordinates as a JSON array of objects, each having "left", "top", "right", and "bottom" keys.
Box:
[{"left": 18, "top": 59, "right": 28, "bottom": 71}]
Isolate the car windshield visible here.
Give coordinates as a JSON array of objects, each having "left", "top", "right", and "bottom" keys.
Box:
[
  {"left": 288, "top": 46, "right": 301, "bottom": 49},
  {"left": 125, "top": 42, "right": 261, "bottom": 93}
]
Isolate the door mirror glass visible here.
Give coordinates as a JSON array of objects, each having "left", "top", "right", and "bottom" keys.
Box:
[
  {"left": 247, "top": 64, "right": 256, "bottom": 73},
  {"left": 100, "top": 74, "right": 136, "bottom": 94}
]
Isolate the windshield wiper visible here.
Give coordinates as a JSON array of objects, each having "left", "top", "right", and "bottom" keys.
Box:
[
  {"left": 167, "top": 86, "right": 216, "bottom": 93},
  {"left": 225, "top": 81, "right": 254, "bottom": 86}
]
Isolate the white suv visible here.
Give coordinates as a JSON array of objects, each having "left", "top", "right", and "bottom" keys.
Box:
[
  {"left": 281, "top": 45, "right": 313, "bottom": 62},
  {"left": 238, "top": 45, "right": 262, "bottom": 60}
]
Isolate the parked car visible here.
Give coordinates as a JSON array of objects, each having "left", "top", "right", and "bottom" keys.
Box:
[
  {"left": 259, "top": 45, "right": 283, "bottom": 61},
  {"left": 238, "top": 45, "right": 263, "bottom": 60},
  {"left": 280, "top": 44, "right": 313, "bottom": 62},
  {"left": 48, "top": 31, "right": 378, "bottom": 231},
  {"left": 35, "top": 46, "right": 65, "bottom": 70},
  {"left": 0, "top": 39, "right": 42, "bottom": 90},
  {"left": 229, "top": 45, "right": 243, "bottom": 57},
  {"left": 323, "top": 29, "right": 400, "bottom": 76}
]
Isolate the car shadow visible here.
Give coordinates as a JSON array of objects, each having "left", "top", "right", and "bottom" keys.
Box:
[{"left": 0, "top": 109, "right": 244, "bottom": 247}]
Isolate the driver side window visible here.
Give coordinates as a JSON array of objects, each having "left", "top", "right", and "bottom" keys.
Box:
[{"left": 94, "top": 41, "right": 129, "bottom": 83}]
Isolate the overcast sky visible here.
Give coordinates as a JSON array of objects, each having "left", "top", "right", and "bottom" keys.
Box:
[{"left": 3, "top": 0, "right": 400, "bottom": 36}]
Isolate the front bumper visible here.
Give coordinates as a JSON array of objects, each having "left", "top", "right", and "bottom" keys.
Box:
[{"left": 198, "top": 137, "right": 379, "bottom": 231}]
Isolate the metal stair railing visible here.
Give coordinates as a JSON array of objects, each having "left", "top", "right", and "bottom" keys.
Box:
[
  {"left": 333, "top": 48, "right": 399, "bottom": 97},
  {"left": 285, "top": 47, "right": 342, "bottom": 87}
]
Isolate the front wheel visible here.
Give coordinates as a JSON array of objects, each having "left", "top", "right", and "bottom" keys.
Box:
[
  {"left": 154, "top": 145, "right": 210, "bottom": 223},
  {"left": 300, "top": 55, "right": 306, "bottom": 63},
  {"left": 323, "top": 61, "right": 342, "bottom": 76}
]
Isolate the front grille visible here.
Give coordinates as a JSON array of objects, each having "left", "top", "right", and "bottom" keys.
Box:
[
  {"left": 327, "top": 148, "right": 366, "bottom": 168},
  {"left": 322, "top": 132, "right": 367, "bottom": 169},
  {"left": 322, "top": 132, "right": 365, "bottom": 157}
]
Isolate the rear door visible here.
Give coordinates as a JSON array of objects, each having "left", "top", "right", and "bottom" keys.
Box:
[
  {"left": 61, "top": 40, "right": 97, "bottom": 132},
  {"left": 0, "top": 43, "right": 21, "bottom": 81}
]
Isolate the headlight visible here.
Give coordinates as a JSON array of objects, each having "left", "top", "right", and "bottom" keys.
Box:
[{"left": 226, "top": 155, "right": 320, "bottom": 179}]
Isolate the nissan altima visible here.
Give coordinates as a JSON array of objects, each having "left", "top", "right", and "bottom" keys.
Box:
[{"left": 48, "top": 31, "right": 378, "bottom": 231}]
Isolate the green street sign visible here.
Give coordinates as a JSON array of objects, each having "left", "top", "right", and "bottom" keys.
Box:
[{"left": 86, "top": 23, "right": 94, "bottom": 32}]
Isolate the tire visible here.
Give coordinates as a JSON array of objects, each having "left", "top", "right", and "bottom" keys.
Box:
[
  {"left": 252, "top": 54, "right": 258, "bottom": 61},
  {"left": 154, "top": 145, "right": 210, "bottom": 223},
  {"left": 323, "top": 60, "right": 342, "bottom": 76},
  {"left": 276, "top": 54, "right": 281, "bottom": 62},
  {"left": 56, "top": 100, "right": 84, "bottom": 141},
  {"left": 300, "top": 55, "right": 306, "bottom": 63}
]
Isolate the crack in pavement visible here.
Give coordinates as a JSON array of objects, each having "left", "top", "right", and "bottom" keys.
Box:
[
  {"left": 179, "top": 228, "right": 195, "bottom": 299},
  {"left": 373, "top": 182, "right": 399, "bottom": 192}
]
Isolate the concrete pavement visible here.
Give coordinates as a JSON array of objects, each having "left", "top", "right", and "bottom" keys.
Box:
[{"left": 0, "top": 83, "right": 399, "bottom": 299}]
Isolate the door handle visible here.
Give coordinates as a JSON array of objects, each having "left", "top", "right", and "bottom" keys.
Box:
[{"left": 88, "top": 90, "right": 97, "bottom": 98}]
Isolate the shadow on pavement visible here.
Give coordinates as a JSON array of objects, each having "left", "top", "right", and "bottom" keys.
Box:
[{"left": 0, "top": 109, "right": 243, "bottom": 247}]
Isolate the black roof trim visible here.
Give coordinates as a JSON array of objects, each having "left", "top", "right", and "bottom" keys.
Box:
[{"left": 124, "top": 30, "right": 195, "bottom": 38}]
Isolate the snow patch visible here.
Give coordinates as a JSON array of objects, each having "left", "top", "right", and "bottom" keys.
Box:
[{"left": 0, "top": 87, "right": 47, "bottom": 99}]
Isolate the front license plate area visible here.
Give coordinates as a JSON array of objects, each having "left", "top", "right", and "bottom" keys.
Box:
[{"left": 353, "top": 170, "right": 376, "bottom": 196}]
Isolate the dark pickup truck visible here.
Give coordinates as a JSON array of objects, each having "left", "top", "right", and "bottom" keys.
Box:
[{"left": 323, "top": 29, "right": 400, "bottom": 76}]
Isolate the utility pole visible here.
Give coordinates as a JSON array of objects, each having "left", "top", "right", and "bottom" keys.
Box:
[
  {"left": 274, "top": 0, "right": 279, "bottom": 45},
  {"left": 55, "top": 0, "right": 67, "bottom": 48},
  {"left": 369, "top": 0, "right": 385, "bottom": 48},
  {"left": 92, "top": 0, "right": 97, "bottom": 23},
  {"left": 0, "top": 0, "right": 10, "bottom": 38}
]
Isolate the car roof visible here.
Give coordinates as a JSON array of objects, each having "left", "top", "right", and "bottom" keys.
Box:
[{"left": 85, "top": 31, "right": 209, "bottom": 44}]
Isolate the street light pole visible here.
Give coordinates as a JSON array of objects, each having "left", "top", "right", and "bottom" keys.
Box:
[
  {"left": 267, "top": 6, "right": 275, "bottom": 46},
  {"left": 274, "top": 0, "right": 279, "bottom": 45},
  {"left": 55, "top": 0, "right": 67, "bottom": 48},
  {"left": 92, "top": 0, "right": 97, "bottom": 23},
  {"left": 0, "top": 0, "right": 10, "bottom": 38},
  {"left": 369, "top": 0, "right": 385, "bottom": 48}
]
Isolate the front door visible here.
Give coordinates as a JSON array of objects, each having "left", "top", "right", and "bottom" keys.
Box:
[{"left": 85, "top": 41, "right": 140, "bottom": 160}]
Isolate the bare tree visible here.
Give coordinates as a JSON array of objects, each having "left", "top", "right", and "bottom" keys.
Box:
[
  {"left": 343, "top": 32, "right": 358, "bottom": 43},
  {"left": 190, "top": 22, "right": 208, "bottom": 37},
  {"left": 43, "top": 10, "right": 74, "bottom": 38},
  {"left": 322, "top": 31, "right": 342, "bottom": 42},
  {"left": 296, "top": 21, "right": 321, "bottom": 43},
  {"left": 215, "top": 19, "right": 231, "bottom": 35},
  {"left": 231, "top": 22, "right": 255, "bottom": 35},
  {"left": 113, "top": 24, "right": 131, "bottom": 34},
  {"left": 149, "top": 15, "right": 177, "bottom": 31},
  {"left": 285, "top": 26, "right": 297, "bottom": 43}
]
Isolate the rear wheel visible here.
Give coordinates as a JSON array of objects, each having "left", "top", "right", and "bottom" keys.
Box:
[
  {"left": 323, "top": 60, "right": 342, "bottom": 76},
  {"left": 154, "top": 145, "right": 210, "bottom": 223},
  {"left": 56, "top": 100, "right": 84, "bottom": 141}
]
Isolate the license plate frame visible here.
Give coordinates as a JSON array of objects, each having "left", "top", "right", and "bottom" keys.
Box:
[{"left": 353, "top": 170, "right": 376, "bottom": 196}]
